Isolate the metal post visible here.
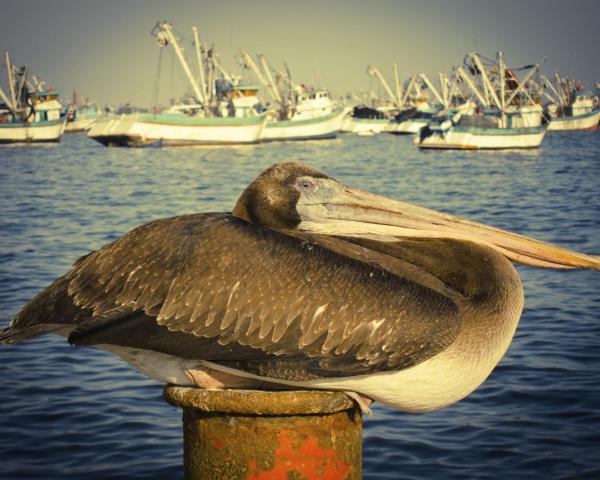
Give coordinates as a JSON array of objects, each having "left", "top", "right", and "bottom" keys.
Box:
[{"left": 164, "top": 386, "right": 363, "bottom": 480}]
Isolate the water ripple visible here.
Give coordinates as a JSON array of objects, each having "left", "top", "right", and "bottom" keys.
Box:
[{"left": 1, "top": 132, "right": 599, "bottom": 479}]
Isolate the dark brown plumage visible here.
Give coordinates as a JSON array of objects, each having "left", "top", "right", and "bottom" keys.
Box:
[{"left": 9, "top": 212, "right": 459, "bottom": 379}]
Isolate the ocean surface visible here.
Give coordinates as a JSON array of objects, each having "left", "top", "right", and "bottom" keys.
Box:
[{"left": 0, "top": 132, "right": 599, "bottom": 479}]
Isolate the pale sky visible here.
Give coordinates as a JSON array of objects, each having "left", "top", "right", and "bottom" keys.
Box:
[{"left": 1, "top": 0, "right": 598, "bottom": 107}]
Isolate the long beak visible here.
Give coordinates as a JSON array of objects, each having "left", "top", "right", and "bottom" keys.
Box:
[{"left": 297, "top": 183, "right": 600, "bottom": 270}]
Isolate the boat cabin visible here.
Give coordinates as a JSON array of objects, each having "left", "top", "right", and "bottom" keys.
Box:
[{"left": 570, "top": 92, "right": 598, "bottom": 116}]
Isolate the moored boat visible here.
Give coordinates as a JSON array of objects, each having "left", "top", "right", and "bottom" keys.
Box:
[
  {"left": 0, "top": 113, "right": 65, "bottom": 144},
  {"left": 363, "top": 65, "right": 431, "bottom": 135},
  {"left": 384, "top": 105, "right": 437, "bottom": 134},
  {"left": 240, "top": 52, "right": 344, "bottom": 141},
  {"left": 547, "top": 91, "right": 600, "bottom": 132},
  {"left": 417, "top": 122, "right": 547, "bottom": 150},
  {"left": 65, "top": 102, "right": 100, "bottom": 132},
  {"left": 417, "top": 51, "right": 547, "bottom": 150},
  {"left": 341, "top": 105, "right": 391, "bottom": 134},
  {"left": 90, "top": 21, "right": 267, "bottom": 147},
  {"left": 548, "top": 108, "right": 600, "bottom": 132},
  {"left": 88, "top": 111, "right": 267, "bottom": 147},
  {"left": 342, "top": 116, "right": 390, "bottom": 134},
  {"left": 0, "top": 51, "right": 66, "bottom": 144},
  {"left": 263, "top": 107, "right": 346, "bottom": 141}
]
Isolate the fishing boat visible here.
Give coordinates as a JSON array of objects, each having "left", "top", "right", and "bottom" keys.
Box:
[
  {"left": 386, "top": 71, "right": 474, "bottom": 134},
  {"left": 347, "top": 64, "right": 413, "bottom": 135},
  {"left": 239, "top": 52, "right": 345, "bottom": 141},
  {"left": 342, "top": 117, "right": 391, "bottom": 135},
  {"left": 0, "top": 51, "right": 66, "bottom": 144},
  {"left": 263, "top": 106, "right": 347, "bottom": 141},
  {"left": 546, "top": 89, "right": 599, "bottom": 132},
  {"left": 88, "top": 111, "right": 267, "bottom": 147},
  {"left": 65, "top": 94, "right": 100, "bottom": 133},
  {"left": 417, "top": 117, "right": 547, "bottom": 150},
  {"left": 384, "top": 103, "right": 437, "bottom": 134},
  {"left": 341, "top": 105, "right": 392, "bottom": 134},
  {"left": 535, "top": 74, "right": 600, "bottom": 132},
  {"left": 417, "top": 52, "right": 547, "bottom": 150},
  {"left": 362, "top": 66, "right": 448, "bottom": 135},
  {"left": 263, "top": 89, "right": 347, "bottom": 141},
  {"left": 89, "top": 22, "right": 267, "bottom": 147}
]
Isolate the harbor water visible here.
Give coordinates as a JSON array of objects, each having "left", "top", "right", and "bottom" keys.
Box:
[{"left": 1, "top": 132, "right": 599, "bottom": 479}]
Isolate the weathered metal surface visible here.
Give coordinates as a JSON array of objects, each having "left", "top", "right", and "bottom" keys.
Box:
[
  {"left": 164, "top": 386, "right": 363, "bottom": 480},
  {"left": 164, "top": 386, "right": 356, "bottom": 415}
]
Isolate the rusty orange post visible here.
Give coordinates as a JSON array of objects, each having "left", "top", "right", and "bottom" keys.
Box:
[{"left": 163, "top": 386, "right": 363, "bottom": 479}]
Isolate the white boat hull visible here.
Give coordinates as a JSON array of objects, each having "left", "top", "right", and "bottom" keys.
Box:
[
  {"left": 417, "top": 125, "right": 547, "bottom": 149},
  {"left": 547, "top": 109, "right": 600, "bottom": 131},
  {"left": 340, "top": 117, "right": 390, "bottom": 134},
  {"left": 88, "top": 113, "right": 267, "bottom": 146},
  {"left": 263, "top": 109, "right": 346, "bottom": 141},
  {"left": 0, "top": 119, "right": 66, "bottom": 143},
  {"left": 384, "top": 118, "right": 429, "bottom": 134},
  {"left": 65, "top": 116, "right": 99, "bottom": 132}
]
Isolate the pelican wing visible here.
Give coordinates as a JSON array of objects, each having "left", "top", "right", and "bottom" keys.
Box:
[{"left": 64, "top": 213, "right": 460, "bottom": 378}]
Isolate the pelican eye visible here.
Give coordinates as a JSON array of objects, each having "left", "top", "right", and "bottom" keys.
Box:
[{"left": 296, "top": 178, "right": 316, "bottom": 191}]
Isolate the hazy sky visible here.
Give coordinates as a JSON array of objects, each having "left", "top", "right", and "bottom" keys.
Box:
[{"left": 1, "top": 0, "right": 599, "bottom": 107}]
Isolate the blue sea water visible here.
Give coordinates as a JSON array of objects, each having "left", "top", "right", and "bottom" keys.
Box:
[{"left": 0, "top": 132, "right": 599, "bottom": 479}]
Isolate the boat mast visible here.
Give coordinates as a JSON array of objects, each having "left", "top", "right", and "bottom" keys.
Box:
[
  {"left": 455, "top": 67, "right": 488, "bottom": 106},
  {"left": 191, "top": 27, "right": 207, "bottom": 103},
  {"left": 393, "top": 63, "right": 403, "bottom": 108},
  {"left": 257, "top": 53, "right": 282, "bottom": 104},
  {"left": 540, "top": 74, "right": 563, "bottom": 106},
  {"left": 418, "top": 74, "right": 445, "bottom": 106},
  {"left": 239, "top": 51, "right": 270, "bottom": 90},
  {"left": 205, "top": 43, "right": 216, "bottom": 107},
  {"left": 468, "top": 53, "right": 502, "bottom": 110},
  {"left": 402, "top": 75, "right": 417, "bottom": 106},
  {"left": 282, "top": 63, "right": 296, "bottom": 91},
  {"left": 30, "top": 75, "right": 43, "bottom": 92},
  {"left": 498, "top": 51, "right": 506, "bottom": 127},
  {"left": 504, "top": 61, "right": 542, "bottom": 106},
  {"left": 0, "top": 53, "right": 15, "bottom": 113},
  {"left": 413, "top": 80, "right": 423, "bottom": 98},
  {"left": 445, "top": 70, "right": 461, "bottom": 104},
  {"left": 3, "top": 51, "right": 17, "bottom": 111},
  {"left": 554, "top": 72, "right": 569, "bottom": 106},
  {"left": 275, "top": 64, "right": 296, "bottom": 109},
  {"left": 153, "top": 22, "right": 205, "bottom": 105},
  {"left": 366, "top": 65, "right": 398, "bottom": 108},
  {"left": 0, "top": 85, "right": 15, "bottom": 113},
  {"left": 14, "top": 65, "right": 29, "bottom": 108},
  {"left": 314, "top": 57, "right": 321, "bottom": 87},
  {"left": 213, "top": 57, "right": 233, "bottom": 83},
  {"left": 439, "top": 73, "right": 448, "bottom": 107},
  {"left": 530, "top": 77, "right": 558, "bottom": 104}
]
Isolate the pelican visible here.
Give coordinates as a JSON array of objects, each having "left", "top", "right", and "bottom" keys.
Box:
[{"left": 1, "top": 162, "right": 599, "bottom": 413}]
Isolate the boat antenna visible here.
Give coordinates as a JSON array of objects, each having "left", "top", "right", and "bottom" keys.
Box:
[
  {"left": 150, "top": 48, "right": 164, "bottom": 111},
  {"left": 315, "top": 57, "right": 321, "bottom": 88}
]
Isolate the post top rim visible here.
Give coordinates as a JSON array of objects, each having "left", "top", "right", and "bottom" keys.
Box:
[{"left": 163, "top": 385, "right": 356, "bottom": 415}]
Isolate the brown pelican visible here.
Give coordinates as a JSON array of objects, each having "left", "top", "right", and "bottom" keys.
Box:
[{"left": 1, "top": 162, "right": 599, "bottom": 413}]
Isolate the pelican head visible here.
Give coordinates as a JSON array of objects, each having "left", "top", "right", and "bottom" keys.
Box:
[{"left": 234, "top": 162, "right": 600, "bottom": 271}]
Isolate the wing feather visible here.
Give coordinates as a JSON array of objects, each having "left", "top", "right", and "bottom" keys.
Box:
[{"left": 41, "top": 213, "right": 462, "bottom": 378}]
